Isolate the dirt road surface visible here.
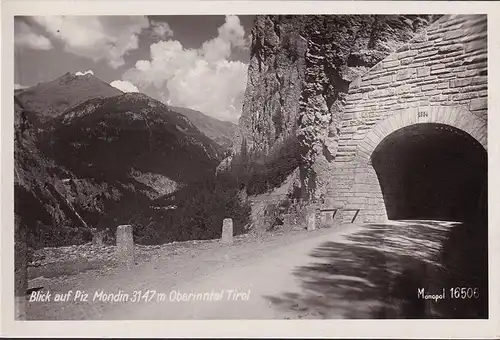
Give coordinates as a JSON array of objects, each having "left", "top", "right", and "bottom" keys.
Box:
[{"left": 26, "top": 220, "right": 456, "bottom": 320}]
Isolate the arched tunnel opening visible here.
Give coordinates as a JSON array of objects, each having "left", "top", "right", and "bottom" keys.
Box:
[
  {"left": 370, "top": 122, "right": 488, "bottom": 318},
  {"left": 371, "top": 123, "right": 487, "bottom": 222}
]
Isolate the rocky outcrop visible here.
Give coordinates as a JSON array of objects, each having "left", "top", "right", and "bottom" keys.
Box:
[{"left": 235, "top": 15, "right": 440, "bottom": 198}]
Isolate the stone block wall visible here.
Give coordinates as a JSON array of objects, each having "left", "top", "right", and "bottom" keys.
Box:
[{"left": 317, "top": 14, "right": 488, "bottom": 222}]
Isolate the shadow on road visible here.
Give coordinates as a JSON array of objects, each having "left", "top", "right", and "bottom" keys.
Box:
[{"left": 266, "top": 219, "right": 488, "bottom": 319}]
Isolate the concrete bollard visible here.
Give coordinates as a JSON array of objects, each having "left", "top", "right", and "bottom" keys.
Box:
[
  {"left": 320, "top": 212, "right": 327, "bottom": 227},
  {"left": 116, "top": 225, "right": 135, "bottom": 268},
  {"left": 321, "top": 209, "right": 339, "bottom": 227},
  {"left": 92, "top": 228, "right": 105, "bottom": 247},
  {"left": 283, "top": 213, "right": 292, "bottom": 228},
  {"left": 307, "top": 210, "right": 316, "bottom": 231},
  {"left": 14, "top": 215, "right": 27, "bottom": 320},
  {"left": 221, "top": 218, "right": 233, "bottom": 244}
]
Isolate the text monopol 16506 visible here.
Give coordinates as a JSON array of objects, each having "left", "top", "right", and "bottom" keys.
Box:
[{"left": 416, "top": 287, "right": 480, "bottom": 302}]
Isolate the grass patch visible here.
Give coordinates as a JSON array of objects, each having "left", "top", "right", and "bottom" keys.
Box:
[{"left": 28, "top": 258, "right": 115, "bottom": 279}]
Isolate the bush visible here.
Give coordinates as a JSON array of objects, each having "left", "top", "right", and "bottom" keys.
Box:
[
  {"left": 107, "top": 170, "right": 251, "bottom": 244},
  {"left": 167, "top": 171, "right": 251, "bottom": 242}
]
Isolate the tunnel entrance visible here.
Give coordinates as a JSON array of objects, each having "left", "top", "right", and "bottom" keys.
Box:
[{"left": 371, "top": 123, "right": 487, "bottom": 222}]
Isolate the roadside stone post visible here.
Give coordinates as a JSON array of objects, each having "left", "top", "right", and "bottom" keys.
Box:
[
  {"left": 91, "top": 228, "right": 105, "bottom": 247},
  {"left": 116, "top": 225, "right": 135, "bottom": 268},
  {"left": 14, "top": 215, "right": 27, "bottom": 320},
  {"left": 283, "top": 213, "right": 292, "bottom": 230},
  {"left": 325, "top": 210, "right": 334, "bottom": 226},
  {"left": 306, "top": 206, "right": 317, "bottom": 231},
  {"left": 221, "top": 218, "right": 233, "bottom": 244}
]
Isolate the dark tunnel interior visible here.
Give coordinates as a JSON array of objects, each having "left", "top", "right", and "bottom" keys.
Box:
[{"left": 371, "top": 123, "right": 487, "bottom": 222}]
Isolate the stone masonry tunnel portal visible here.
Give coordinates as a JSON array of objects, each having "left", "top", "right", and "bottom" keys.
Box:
[
  {"left": 371, "top": 123, "right": 487, "bottom": 222},
  {"left": 323, "top": 106, "right": 488, "bottom": 224},
  {"left": 316, "top": 15, "right": 488, "bottom": 224}
]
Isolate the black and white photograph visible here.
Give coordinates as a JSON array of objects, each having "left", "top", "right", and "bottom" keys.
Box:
[{"left": 2, "top": 0, "right": 499, "bottom": 338}]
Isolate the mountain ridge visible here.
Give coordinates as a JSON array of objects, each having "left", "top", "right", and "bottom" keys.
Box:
[
  {"left": 169, "top": 105, "right": 238, "bottom": 150},
  {"left": 14, "top": 75, "right": 225, "bottom": 248},
  {"left": 15, "top": 72, "right": 123, "bottom": 121},
  {"left": 16, "top": 72, "right": 237, "bottom": 150}
]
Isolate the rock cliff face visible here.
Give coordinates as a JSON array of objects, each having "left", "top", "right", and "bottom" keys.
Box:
[{"left": 235, "top": 15, "right": 439, "bottom": 197}]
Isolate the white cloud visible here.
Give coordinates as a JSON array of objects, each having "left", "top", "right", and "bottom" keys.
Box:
[
  {"left": 123, "top": 15, "right": 248, "bottom": 123},
  {"left": 150, "top": 20, "right": 173, "bottom": 39},
  {"left": 75, "top": 70, "right": 94, "bottom": 76},
  {"left": 15, "top": 21, "right": 53, "bottom": 50},
  {"left": 110, "top": 80, "right": 139, "bottom": 93},
  {"left": 31, "top": 16, "right": 149, "bottom": 68},
  {"left": 217, "top": 14, "right": 247, "bottom": 49}
]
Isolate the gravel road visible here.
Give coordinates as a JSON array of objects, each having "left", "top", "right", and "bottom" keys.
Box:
[{"left": 25, "top": 220, "right": 454, "bottom": 320}]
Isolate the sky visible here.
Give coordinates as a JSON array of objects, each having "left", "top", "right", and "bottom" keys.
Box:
[{"left": 14, "top": 15, "right": 255, "bottom": 123}]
